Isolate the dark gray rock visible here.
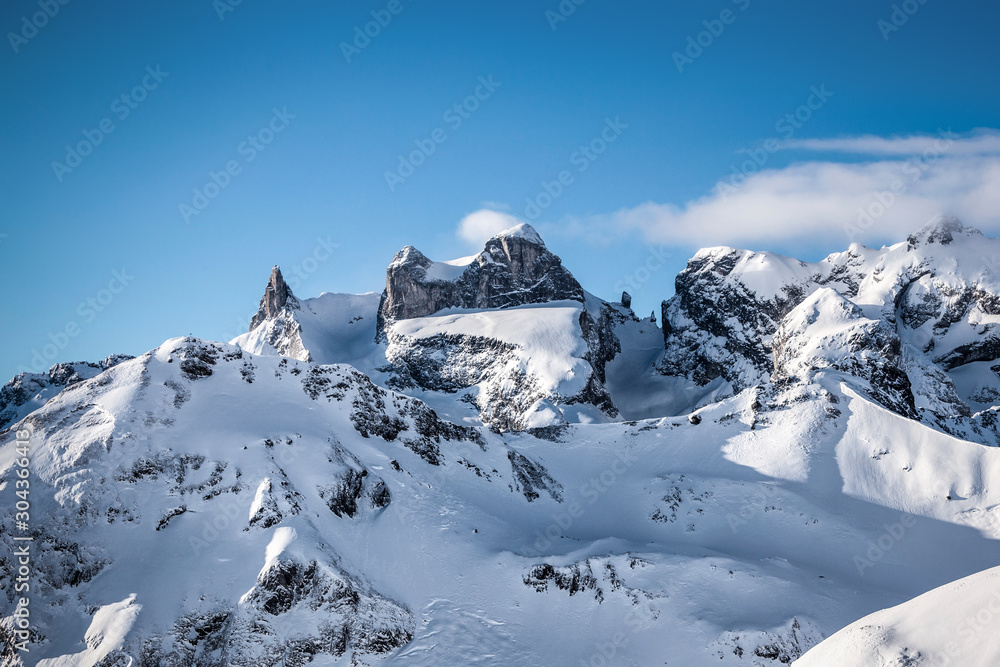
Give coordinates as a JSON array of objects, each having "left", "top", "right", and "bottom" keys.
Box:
[
  {"left": 250, "top": 266, "right": 298, "bottom": 331},
  {"left": 376, "top": 224, "right": 584, "bottom": 337},
  {"left": 507, "top": 449, "right": 562, "bottom": 502}
]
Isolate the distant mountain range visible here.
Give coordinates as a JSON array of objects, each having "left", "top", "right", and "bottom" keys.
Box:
[{"left": 4, "top": 217, "right": 1000, "bottom": 665}]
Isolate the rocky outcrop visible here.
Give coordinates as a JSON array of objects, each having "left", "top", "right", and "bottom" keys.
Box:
[
  {"left": 243, "top": 266, "right": 311, "bottom": 361},
  {"left": 381, "top": 305, "right": 623, "bottom": 432},
  {"left": 659, "top": 217, "right": 1000, "bottom": 435},
  {"left": 250, "top": 266, "right": 298, "bottom": 331},
  {"left": 507, "top": 449, "right": 563, "bottom": 502},
  {"left": 0, "top": 355, "right": 132, "bottom": 432},
  {"left": 132, "top": 553, "right": 413, "bottom": 665},
  {"left": 574, "top": 303, "right": 626, "bottom": 418},
  {"left": 376, "top": 223, "right": 584, "bottom": 337},
  {"left": 300, "top": 363, "right": 485, "bottom": 463},
  {"left": 772, "top": 289, "right": 917, "bottom": 418},
  {"left": 374, "top": 225, "right": 625, "bottom": 431},
  {"left": 658, "top": 246, "right": 844, "bottom": 392}
]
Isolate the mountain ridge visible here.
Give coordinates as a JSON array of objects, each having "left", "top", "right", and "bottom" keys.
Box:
[{"left": 5, "top": 216, "right": 1000, "bottom": 665}]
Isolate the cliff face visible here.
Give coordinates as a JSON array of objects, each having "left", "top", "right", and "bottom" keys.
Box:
[
  {"left": 372, "top": 223, "right": 622, "bottom": 431},
  {"left": 377, "top": 223, "right": 584, "bottom": 332},
  {"left": 658, "top": 217, "right": 1000, "bottom": 444}
]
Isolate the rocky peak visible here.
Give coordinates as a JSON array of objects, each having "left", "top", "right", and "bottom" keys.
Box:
[
  {"left": 388, "top": 245, "right": 432, "bottom": 272},
  {"left": 250, "top": 266, "right": 298, "bottom": 331},
  {"left": 490, "top": 221, "right": 545, "bottom": 246},
  {"left": 658, "top": 246, "right": 819, "bottom": 390},
  {"left": 377, "top": 223, "right": 584, "bottom": 331},
  {"left": 907, "top": 216, "right": 982, "bottom": 248}
]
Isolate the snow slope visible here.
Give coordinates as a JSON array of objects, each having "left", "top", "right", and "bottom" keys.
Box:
[
  {"left": 4, "top": 336, "right": 1000, "bottom": 664},
  {"left": 6, "top": 218, "right": 1000, "bottom": 664},
  {"left": 795, "top": 565, "right": 1000, "bottom": 666},
  {"left": 233, "top": 290, "right": 383, "bottom": 368}
]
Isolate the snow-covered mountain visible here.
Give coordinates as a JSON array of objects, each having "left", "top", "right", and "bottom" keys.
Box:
[
  {"left": 237, "top": 225, "right": 640, "bottom": 432},
  {"left": 5, "top": 218, "right": 1000, "bottom": 665},
  {"left": 661, "top": 217, "right": 1000, "bottom": 444},
  {"left": 0, "top": 355, "right": 133, "bottom": 431}
]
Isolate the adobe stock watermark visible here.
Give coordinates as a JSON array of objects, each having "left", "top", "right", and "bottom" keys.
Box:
[
  {"left": 189, "top": 496, "right": 243, "bottom": 556},
  {"left": 384, "top": 75, "right": 501, "bottom": 192},
  {"left": 578, "top": 604, "right": 658, "bottom": 667},
  {"left": 221, "top": 314, "right": 253, "bottom": 344},
  {"left": 7, "top": 0, "right": 70, "bottom": 54},
  {"left": 526, "top": 448, "right": 639, "bottom": 557},
  {"left": 613, "top": 246, "right": 672, "bottom": 296},
  {"left": 941, "top": 586, "right": 1000, "bottom": 665},
  {"left": 545, "top": 0, "right": 586, "bottom": 31},
  {"left": 9, "top": 425, "right": 33, "bottom": 655},
  {"left": 340, "top": 0, "right": 412, "bottom": 64},
  {"left": 213, "top": 0, "right": 245, "bottom": 21},
  {"left": 845, "top": 128, "right": 957, "bottom": 241},
  {"left": 878, "top": 0, "right": 929, "bottom": 41},
  {"left": 179, "top": 107, "right": 296, "bottom": 224},
  {"left": 51, "top": 65, "right": 170, "bottom": 183},
  {"left": 717, "top": 84, "right": 834, "bottom": 199},
  {"left": 853, "top": 512, "right": 915, "bottom": 576},
  {"left": 523, "top": 116, "right": 627, "bottom": 220},
  {"left": 17, "top": 268, "right": 135, "bottom": 375},
  {"left": 283, "top": 236, "right": 340, "bottom": 292},
  {"left": 672, "top": 0, "right": 752, "bottom": 73}
]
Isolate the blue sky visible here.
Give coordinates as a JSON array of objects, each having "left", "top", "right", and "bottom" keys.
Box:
[{"left": 2, "top": 0, "right": 999, "bottom": 380}]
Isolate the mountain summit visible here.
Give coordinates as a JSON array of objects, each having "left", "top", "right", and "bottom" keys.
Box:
[
  {"left": 249, "top": 265, "right": 298, "bottom": 331},
  {"left": 377, "top": 222, "right": 584, "bottom": 329}
]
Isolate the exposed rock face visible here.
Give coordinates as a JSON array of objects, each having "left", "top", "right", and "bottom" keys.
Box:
[
  {"left": 771, "top": 289, "right": 917, "bottom": 418},
  {"left": 0, "top": 355, "right": 133, "bottom": 431},
  {"left": 522, "top": 555, "right": 662, "bottom": 606},
  {"left": 381, "top": 302, "right": 625, "bottom": 432},
  {"left": 658, "top": 246, "right": 839, "bottom": 392},
  {"left": 133, "top": 553, "right": 414, "bottom": 665},
  {"left": 507, "top": 449, "right": 563, "bottom": 502},
  {"left": 250, "top": 266, "right": 298, "bottom": 331},
  {"left": 376, "top": 224, "right": 584, "bottom": 336},
  {"left": 575, "top": 303, "right": 626, "bottom": 417},
  {"left": 244, "top": 266, "right": 310, "bottom": 361},
  {"left": 658, "top": 217, "right": 1000, "bottom": 441},
  {"left": 300, "top": 363, "right": 485, "bottom": 463},
  {"left": 374, "top": 224, "right": 624, "bottom": 431}
]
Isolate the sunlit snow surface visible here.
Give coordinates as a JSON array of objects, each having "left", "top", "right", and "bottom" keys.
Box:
[
  {"left": 7, "top": 220, "right": 1000, "bottom": 664},
  {"left": 3, "top": 336, "right": 1000, "bottom": 664}
]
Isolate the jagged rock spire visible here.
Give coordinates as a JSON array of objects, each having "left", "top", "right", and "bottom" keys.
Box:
[{"left": 250, "top": 266, "right": 298, "bottom": 331}]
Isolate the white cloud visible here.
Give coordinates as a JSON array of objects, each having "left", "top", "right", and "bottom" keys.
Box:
[
  {"left": 785, "top": 128, "right": 1000, "bottom": 156},
  {"left": 554, "top": 130, "right": 1000, "bottom": 249},
  {"left": 457, "top": 209, "right": 523, "bottom": 246}
]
